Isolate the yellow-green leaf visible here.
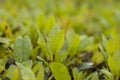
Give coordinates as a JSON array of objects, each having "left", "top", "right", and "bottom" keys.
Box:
[
  {"left": 49, "top": 62, "right": 71, "bottom": 80},
  {"left": 106, "top": 39, "right": 119, "bottom": 56},
  {"left": 44, "top": 15, "right": 56, "bottom": 35},
  {"left": 66, "top": 29, "right": 80, "bottom": 57},
  {"left": 6, "top": 65, "right": 20, "bottom": 80},
  {"left": 22, "top": 60, "right": 32, "bottom": 69},
  {"left": 32, "top": 63, "right": 44, "bottom": 80},
  {"left": 48, "top": 30, "right": 64, "bottom": 53}
]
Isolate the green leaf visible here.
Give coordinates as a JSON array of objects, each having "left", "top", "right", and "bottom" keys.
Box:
[
  {"left": 108, "top": 51, "right": 120, "bottom": 76},
  {"left": 101, "top": 34, "right": 107, "bottom": 45},
  {"left": 48, "top": 24, "right": 60, "bottom": 39},
  {"left": 36, "top": 13, "right": 44, "bottom": 30},
  {"left": 49, "top": 62, "right": 71, "bottom": 80},
  {"left": 28, "top": 26, "right": 38, "bottom": 43},
  {"left": 72, "top": 68, "right": 86, "bottom": 80},
  {"left": 0, "top": 59, "right": 6, "bottom": 73},
  {"left": 98, "top": 44, "right": 108, "bottom": 61},
  {"left": 17, "top": 62, "right": 37, "bottom": 80},
  {"left": 92, "top": 51, "right": 104, "bottom": 65},
  {"left": 48, "top": 30, "right": 64, "bottom": 53},
  {"left": 90, "top": 72, "right": 99, "bottom": 80},
  {"left": 72, "top": 68, "right": 79, "bottom": 80},
  {"left": 44, "top": 25, "right": 64, "bottom": 61},
  {"left": 35, "top": 24, "right": 48, "bottom": 57},
  {"left": 0, "top": 37, "right": 9, "bottom": 46},
  {"left": 22, "top": 60, "right": 32, "bottom": 69},
  {"left": 106, "top": 39, "right": 119, "bottom": 56},
  {"left": 77, "top": 38, "right": 90, "bottom": 52},
  {"left": 13, "top": 36, "right": 32, "bottom": 62},
  {"left": 108, "top": 56, "right": 117, "bottom": 75},
  {"left": 44, "top": 15, "right": 56, "bottom": 35},
  {"left": 5, "top": 65, "right": 20, "bottom": 80},
  {"left": 66, "top": 30, "right": 80, "bottom": 57},
  {"left": 55, "top": 51, "right": 69, "bottom": 62},
  {"left": 32, "top": 62, "right": 44, "bottom": 80},
  {"left": 100, "top": 69, "right": 114, "bottom": 80},
  {"left": 0, "top": 46, "right": 6, "bottom": 58},
  {"left": 36, "top": 56, "right": 48, "bottom": 65},
  {"left": 84, "top": 72, "right": 99, "bottom": 80},
  {"left": 34, "top": 24, "right": 45, "bottom": 44}
]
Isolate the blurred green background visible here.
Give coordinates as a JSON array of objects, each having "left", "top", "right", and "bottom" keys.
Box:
[
  {"left": 0, "top": 0, "right": 120, "bottom": 79},
  {"left": 0, "top": 0, "right": 120, "bottom": 38}
]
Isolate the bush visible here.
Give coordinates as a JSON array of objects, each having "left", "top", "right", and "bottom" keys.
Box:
[{"left": 0, "top": 0, "right": 120, "bottom": 80}]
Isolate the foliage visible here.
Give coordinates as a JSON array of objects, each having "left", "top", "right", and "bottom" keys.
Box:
[{"left": 0, "top": 0, "right": 120, "bottom": 80}]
